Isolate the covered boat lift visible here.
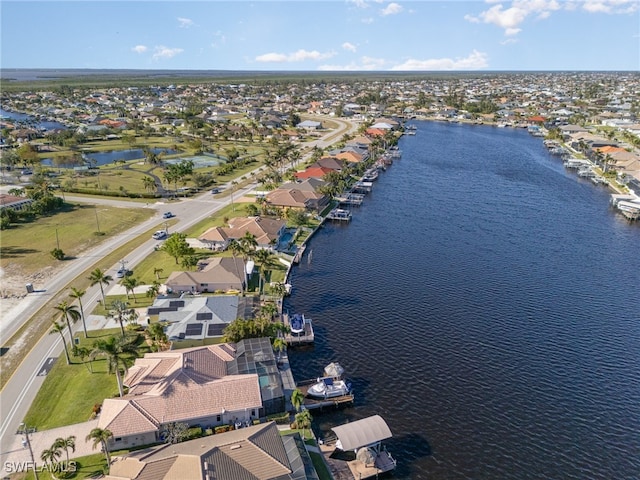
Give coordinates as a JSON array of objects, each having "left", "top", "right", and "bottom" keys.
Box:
[{"left": 327, "top": 415, "right": 397, "bottom": 479}]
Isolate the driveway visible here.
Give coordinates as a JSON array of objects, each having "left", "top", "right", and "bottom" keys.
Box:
[{"left": 2, "top": 420, "right": 99, "bottom": 473}]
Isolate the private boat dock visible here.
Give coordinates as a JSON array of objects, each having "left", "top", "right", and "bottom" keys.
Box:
[
  {"left": 295, "top": 377, "right": 355, "bottom": 410},
  {"left": 336, "top": 193, "right": 365, "bottom": 206},
  {"left": 282, "top": 312, "right": 314, "bottom": 345},
  {"left": 326, "top": 208, "right": 352, "bottom": 222}
]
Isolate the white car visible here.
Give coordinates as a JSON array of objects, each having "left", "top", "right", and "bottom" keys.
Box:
[{"left": 152, "top": 230, "right": 168, "bottom": 240}]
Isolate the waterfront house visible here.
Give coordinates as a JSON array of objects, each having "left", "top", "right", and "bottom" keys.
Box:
[
  {"left": 199, "top": 216, "right": 287, "bottom": 251},
  {"left": 266, "top": 186, "right": 329, "bottom": 212},
  {"left": 98, "top": 338, "right": 285, "bottom": 451},
  {"left": 294, "top": 165, "right": 335, "bottom": 180},
  {"left": 104, "top": 421, "right": 312, "bottom": 480},
  {"left": 165, "top": 257, "right": 247, "bottom": 294},
  {"left": 310, "top": 157, "right": 347, "bottom": 172},
  {"left": 147, "top": 295, "right": 256, "bottom": 342}
]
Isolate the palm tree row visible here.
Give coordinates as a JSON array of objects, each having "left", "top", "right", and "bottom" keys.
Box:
[{"left": 40, "top": 435, "right": 76, "bottom": 468}]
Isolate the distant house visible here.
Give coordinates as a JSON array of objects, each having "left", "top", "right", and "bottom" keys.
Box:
[
  {"left": 98, "top": 338, "right": 286, "bottom": 451},
  {"left": 105, "top": 421, "right": 312, "bottom": 480},
  {"left": 296, "top": 120, "right": 322, "bottom": 130},
  {"left": 165, "top": 257, "right": 247, "bottom": 294},
  {"left": 0, "top": 194, "right": 33, "bottom": 212}
]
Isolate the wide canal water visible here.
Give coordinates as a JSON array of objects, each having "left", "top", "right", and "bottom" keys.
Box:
[{"left": 284, "top": 121, "right": 640, "bottom": 479}]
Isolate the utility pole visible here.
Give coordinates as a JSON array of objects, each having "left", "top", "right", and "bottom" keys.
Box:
[
  {"left": 19, "top": 423, "right": 39, "bottom": 480},
  {"left": 55, "top": 228, "right": 60, "bottom": 250},
  {"left": 94, "top": 205, "right": 101, "bottom": 234}
]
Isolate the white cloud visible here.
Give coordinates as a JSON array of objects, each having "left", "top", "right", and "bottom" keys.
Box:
[
  {"left": 582, "top": 0, "right": 639, "bottom": 13},
  {"left": 391, "top": 50, "right": 489, "bottom": 71},
  {"left": 381, "top": 2, "right": 403, "bottom": 15},
  {"left": 467, "top": 0, "right": 635, "bottom": 36},
  {"left": 255, "top": 49, "right": 336, "bottom": 63},
  {"left": 342, "top": 42, "right": 357, "bottom": 52},
  {"left": 318, "top": 56, "right": 386, "bottom": 71},
  {"left": 348, "top": 0, "right": 369, "bottom": 8},
  {"left": 362, "top": 16, "right": 375, "bottom": 23},
  {"left": 132, "top": 45, "right": 147, "bottom": 54},
  {"left": 465, "top": 0, "right": 560, "bottom": 35},
  {"left": 177, "top": 17, "right": 194, "bottom": 28},
  {"left": 152, "top": 46, "right": 184, "bottom": 60}
]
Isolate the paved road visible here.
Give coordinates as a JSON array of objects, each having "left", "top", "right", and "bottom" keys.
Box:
[{"left": 0, "top": 117, "right": 355, "bottom": 469}]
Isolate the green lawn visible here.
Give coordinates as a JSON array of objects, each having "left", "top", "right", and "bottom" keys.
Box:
[
  {"left": 7, "top": 453, "right": 108, "bottom": 480},
  {"left": 1, "top": 203, "right": 153, "bottom": 276},
  {"left": 23, "top": 329, "right": 146, "bottom": 430}
]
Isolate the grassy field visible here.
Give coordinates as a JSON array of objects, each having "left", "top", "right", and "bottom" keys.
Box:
[
  {"left": 1, "top": 203, "right": 154, "bottom": 277},
  {"left": 23, "top": 328, "right": 146, "bottom": 430}
]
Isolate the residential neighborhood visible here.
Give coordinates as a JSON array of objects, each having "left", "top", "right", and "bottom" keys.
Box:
[{"left": 1, "top": 70, "right": 640, "bottom": 480}]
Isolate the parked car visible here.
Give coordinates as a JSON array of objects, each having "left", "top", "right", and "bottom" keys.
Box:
[
  {"left": 163, "top": 212, "right": 174, "bottom": 219},
  {"left": 152, "top": 230, "right": 168, "bottom": 240},
  {"left": 210, "top": 188, "right": 220, "bottom": 194}
]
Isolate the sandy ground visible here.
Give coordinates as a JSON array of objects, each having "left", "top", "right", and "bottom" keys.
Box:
[{"left": 0, "top": 263, "right": 63, "bottom": 323}]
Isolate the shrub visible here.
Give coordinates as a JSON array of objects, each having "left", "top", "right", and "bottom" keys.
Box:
[{"left": 50, "top": 248, "right": 65, "bottom": 260}]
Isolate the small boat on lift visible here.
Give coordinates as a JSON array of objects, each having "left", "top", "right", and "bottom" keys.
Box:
[
  {"left": 289, "top": 313, "right": 305, "bottom": 334},
  {"left": 306, "top": 362, "right": 352, "bottom": 399},
  {"left": 307, "top": 377, "right": 352, "bottom": 399}
]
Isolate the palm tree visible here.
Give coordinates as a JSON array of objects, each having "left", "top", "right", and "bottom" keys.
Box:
[
  {"left": 270, "top": 282, "right": 287, "bottom": 299},
  {"left": 239, "top": 232, "right": 258, "bottom": 258},
  {"left": 88, "top": 268, "right": 113, "bottom": 306},
  {"left": 291, "top": 388, "right": 305, "bottom": 413},
  {"left": 272, "top": 337, "right": 286, "bottom": 362},
  {"left": 253, "top": 249, "right": 278, "bottom": 295},
  {"left": 74, "top": 345, "right": 94, "bottom": 373},
  {"left": 107, "top": 300, "right": 138, "bottom": 337},
  {"left": 86, "top": 428, "right": 113, "bottom": 467},
  {"left": 295, "top": 409, "right": 313, "bottom": 438},
  {"left": 146, "top": 322, "right": 168, "bottom": 351},
  {"left": 142, "top": 175, "right": 156, "bottom": 193},
  {"left": 40, "top": 445, "right": 62, "bottom": 466},
  {"left": 153, "top": 267, "right": 164, "bottom": 280},
  {"left": 70, "top": 287, "right": 88, "bottom": 338},
  {"left": 146, "top": 281, "right": 161, "bottom": 299},
  {"left": 54, "top": 300, "right": 81, "bottom": 346},
  {"left": 50, "top": 320, "right": 71, "bottom": 365},
  {"left": 228, "top": 239, "right": 246, "bottom": 295},
  {"left": 120, "top": 276, "right": 140, "bottom": 302},
  {"left": 91, "top": 335, "right": 138, "bottom": 397},
  {"left": 53, "top": 436, "right": 76, "bottom": 464}
]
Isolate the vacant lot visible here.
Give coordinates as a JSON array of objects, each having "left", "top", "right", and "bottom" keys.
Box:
[{"left": 1, "top": 203, "right": 154, "bottom": 297}]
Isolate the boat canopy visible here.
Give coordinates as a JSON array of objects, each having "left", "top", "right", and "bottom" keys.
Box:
[
  {"left": 324, "top": 362, "right": 345, "bottom": 378},
  {"left": 331, "top": 415, "right": 392, "bottom": 451}
]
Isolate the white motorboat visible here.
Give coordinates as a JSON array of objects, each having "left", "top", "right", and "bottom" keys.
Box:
[{"left": 307, "top": 377, "right": 352, "bottom": 399}]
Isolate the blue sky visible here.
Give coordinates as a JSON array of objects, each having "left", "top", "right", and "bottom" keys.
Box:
[{"left": 1, "top": 1, "right": 639, "bottom": 71}]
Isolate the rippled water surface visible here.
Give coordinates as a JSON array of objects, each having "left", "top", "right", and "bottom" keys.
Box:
[{"left": 284, "top": 121, "right": 640, "bottom": 479}]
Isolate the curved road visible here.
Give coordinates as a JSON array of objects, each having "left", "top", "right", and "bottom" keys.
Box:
[{"left": 0, "top": 117, "right": 357, "bottom": 464}]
